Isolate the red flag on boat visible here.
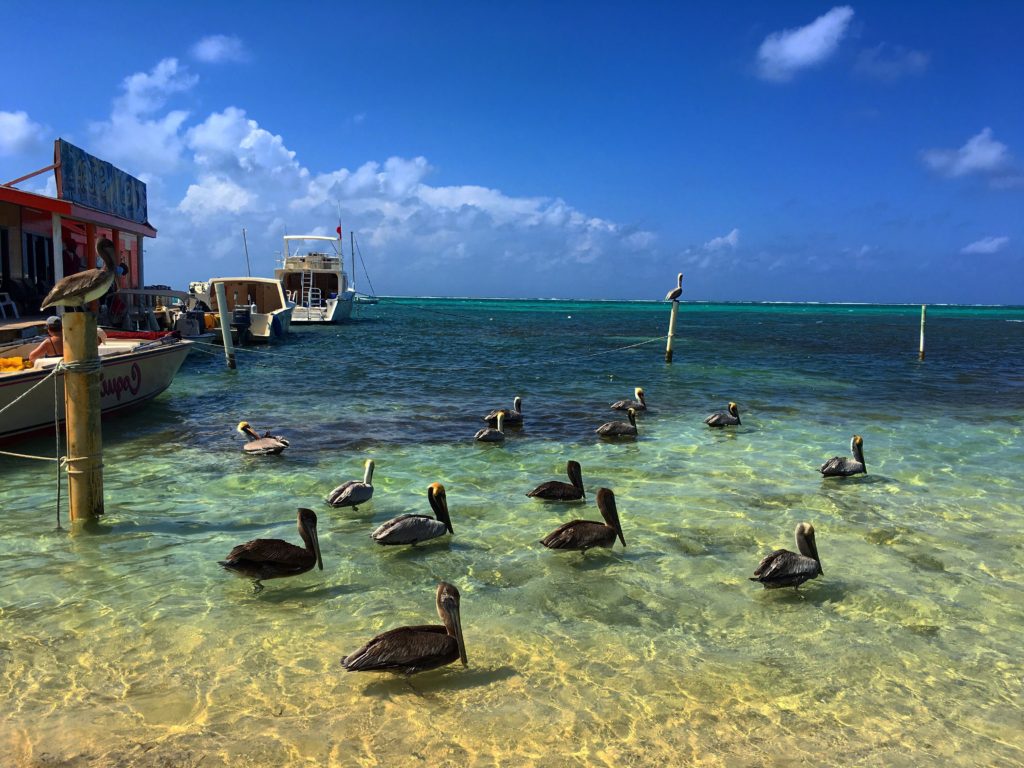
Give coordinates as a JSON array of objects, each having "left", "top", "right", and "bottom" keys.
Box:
[{"left": 336, "top": 225, "right": 342, "bottom": 239}]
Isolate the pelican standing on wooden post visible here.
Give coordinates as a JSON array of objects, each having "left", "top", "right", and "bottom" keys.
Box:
[
  {"left": 541, "top": 487, "right": 626, "bottom": 553},
  {"left": 326, "top": 459, "right": 375, "bottom": 510},
  {"left": 750, "top": 522, "right": 823, "bottom": 589},
  {"left": 40, "top": 238, "right": 117, "bottom": 311},
  {"left": 219, "top": 507, "right": 324, "bottom": 593},
  {"left": 664, "top": 272, "right": 682, "bottom": 363},
  {"left": 341, "top": 582, "right": 467, "bottom": 677}
]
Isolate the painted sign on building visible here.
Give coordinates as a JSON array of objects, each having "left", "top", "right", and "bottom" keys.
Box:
[{"left": 54, "top": 139, "right": 149, "bottom": 225}]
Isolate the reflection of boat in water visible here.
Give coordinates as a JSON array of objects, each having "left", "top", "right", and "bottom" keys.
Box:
[
  {"left": 0, "top": 335, "right": 193, "bottom": 442},
  {"left": 190, "top": 277, "right": 294, "bottom": 342},
  {"left": 275, "top": 235, "right": 356, "bottom": 324}
]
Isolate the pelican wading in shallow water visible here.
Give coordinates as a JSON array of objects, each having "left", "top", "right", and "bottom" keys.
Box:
[
  {"left": 219, "top": 508, "right": 323, "bottom": 593},
  {"left": 327, "top": 459, "right": 375, "bottom": 510},
  {"left": 540, "top": 487, "right": 626, "bottom": 553},
  {"left": 610, "top": 387, "right": 647, "bottom": 412},
  {"left": 664, "top": 272, "right": 683, "bottom": 302},
  {"left": 371, "top": 482, "right": 453, "bottom": 545},
  {"left": 475, "top": 410, "right": 506, "bottom": 443},
  {"left": 820, "top": 434, "right": 866, "bottom": 477},
  {"left": 527, "top": 460, "right": 585, "bottom": 502},
  {"left": 596, "top": 407, "right": 638, "bottom": 438},
  {"left": 341, "top": 582, "right": 467, "bottom": 677},
  {"left": 237, "top": 421, "right": 290, "bottom": 455},
  {"left": 704, "top": 402, "right": 741, "bottom": 427},
  {"left": 40, "top": 238, "right": 117, "bottom": 310},
  {"left": 484, "top": 396, "right": 523, "bottom": 427},
  {"left": 750, "top": 522, "right": 823, "bottom": 590}
]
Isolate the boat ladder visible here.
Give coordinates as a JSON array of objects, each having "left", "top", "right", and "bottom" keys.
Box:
[{"left": 300, "top": 271, "right": 323, "bottom": 308}]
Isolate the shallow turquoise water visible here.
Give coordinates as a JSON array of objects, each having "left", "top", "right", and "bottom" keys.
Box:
[{"left": 2, "top": 300, "right": 1023, "bottom": 767}]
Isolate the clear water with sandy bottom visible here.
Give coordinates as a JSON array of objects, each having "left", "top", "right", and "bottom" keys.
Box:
[{"left": 2, "top": 300, "right": 1022, "bottom": 767}]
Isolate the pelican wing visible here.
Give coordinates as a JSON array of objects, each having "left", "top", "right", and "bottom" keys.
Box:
[
  {"left": 527, "top": 481, "right": 583, "bottom": 501},
  {"left": 474, "top": 426, "right": 504, "bottom": 442},
  {"left": 819, "top": 456, "right": 863, "bottom": 476},
  {"left": 341, "top": 625, "right": 457, "bottom": 673},
  {"left": 327, "top": 481, "right": 373, "bottom": 507},
  {"left": 609, "top": 398, "right": 641, "bottom": 411},
  {"left": 371, "top": 514, "right": 448, "bottom": 545},
  {"left": 751, "top": 549, "right": 821, "bottom": 588},
  {"left": 596, "top": 421, "right": 636, "bottom": 436},
  {"left": 540, "top": 520, "right": 615, "bottom": 550},
  {"left": 704, "top": 411, "right": 737, "bottom": 427},
  {"left": 221, "top": 538, "right": 306, "bottom": 565},
  {"left": 40, "top": 269, "right": 115, "bottom": 310},
  {"left": 243, "top": 437, "right": 288, "bottom": 455},
  {"left": 484, "top": 410, "right": 522, "bottom": 425}
]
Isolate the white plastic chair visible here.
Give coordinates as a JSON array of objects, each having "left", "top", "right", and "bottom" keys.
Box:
[{"left": 0, "top": 292, "right": 18, "bottom": 320}]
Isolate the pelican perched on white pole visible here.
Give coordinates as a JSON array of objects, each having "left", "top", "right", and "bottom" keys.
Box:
[{"left": 664, "top": 272, "right": 683, "bottom": 302}]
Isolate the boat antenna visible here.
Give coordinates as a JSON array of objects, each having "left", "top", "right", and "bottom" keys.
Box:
[
  {"left": 355, "top": 235, "right": 379, "bottom": 298},
  {"left": 241, "top": 227, "right": 252, "bottom": 277}
]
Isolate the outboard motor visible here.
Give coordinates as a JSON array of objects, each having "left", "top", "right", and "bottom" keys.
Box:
[{"left": 230, "top": 305, "right": 253, "bottom": 346}]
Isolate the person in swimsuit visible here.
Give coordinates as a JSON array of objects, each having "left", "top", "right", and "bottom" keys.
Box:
[{"left": 28, "top": 316, "right": 107, "bottom": 364}]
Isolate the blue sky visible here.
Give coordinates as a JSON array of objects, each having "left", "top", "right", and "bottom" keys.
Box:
[{"left": 1, "top": 2, "right": 1021, "bottom": 302}]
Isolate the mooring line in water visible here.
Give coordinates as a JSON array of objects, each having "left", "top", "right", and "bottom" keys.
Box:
[{"left": 186, "top": 333, "right": 669, "bottom": 372}]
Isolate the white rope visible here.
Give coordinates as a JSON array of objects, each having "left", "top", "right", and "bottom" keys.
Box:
[{"left": 0, "top": 363, "right": 62, "bottom": 418}]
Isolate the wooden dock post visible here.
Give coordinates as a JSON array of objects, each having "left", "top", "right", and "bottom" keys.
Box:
[
  {"left": 214, "top": 282, "right": 237, "bottom": 370},
  {"left": 919, "top": 304, "right": 926, "bottom": 361},
  {"left": 63, "top": 312, "right": 104, "bottom": 522},
  {"left": 665, "top": 300, "right": 679, "bottom": 363}
]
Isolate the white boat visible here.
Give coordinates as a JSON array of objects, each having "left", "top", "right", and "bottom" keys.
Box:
[
  {"left": 0, "top": 335, "right": 193, "bottom": 442},
  {"left": 274, "top": 235, "right": 356, "bottom": 324},
  {"left": 190, "top": 277, "right": 295, "bottom": 342}
]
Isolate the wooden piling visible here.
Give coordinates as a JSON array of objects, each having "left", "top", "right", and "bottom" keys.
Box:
[
  {"left": 665, "top": 300, "right": 679, "bottom": 363},
  {"left": 214, "top": 282, "right": 237, "bottom": 370},
  {"left": 63, "top": 312, "right": 104, "bottom": 522},
  {"left": 919, "top": 304, "right": 926, "bottom": 361}
]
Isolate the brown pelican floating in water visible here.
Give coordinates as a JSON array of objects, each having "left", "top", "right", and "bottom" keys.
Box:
[
  {"left": 596, "top": 407, "right": 638, "bottom": 438},
  {"left": 610, "top": 387, "right": 647, "bottom": 412},
  {"left": 474, "top": 410, "right": 506, "bottom": 442},
  {"left": 750, "top": 522, "right": 823, "bottom": 589},
  {"left": 704, "top": 402, "right": 741, "bottom": 428},
  {"left": 341, "top": 581, "right": 467, "bottom": 676},
  {"left": 237, "top": 421, "right": 290, "bottom": 455},
  {"left": 527, "top": 460, "right": 585, "bottom": 502},
  {"left": 40, "top": 238, "right": 117, "bottom": 310},
  {"left": 484, "top": 396, "right": 522, "bottom": 426},
  {"left": 664, "top": 272, "right": 683, "bottom": 302},
  {"left": 371, "top": 482, "right": 453, "bottom": 545},
  {"left": 326, "top": 459, "right": 375, "bottom": 509},
  {"left": 219, "top": 507, "right": 323, "bottom": 593},
  {"left": 541, "top": 487, "right": 626, "bottom": 552},
  {"left": 820, "top": 434, "right": 866, "bottom": 477}
]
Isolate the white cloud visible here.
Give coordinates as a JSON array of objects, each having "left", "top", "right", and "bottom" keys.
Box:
[
  {"left": 179, "top": 175, "right": 253, "bottom": 218},
  {"left": 855, "top": 43, "right": 929, "bottom": 81},
  {"left": 705, "top": 228, "right": 740, "bottom": 251},
  {"left": 961, "top": 236, "right": 1009, "bottom": 255},
  {"left": 116, "top": 58, "right": 197, "bottom": 116},
  {"left": 191, "top": 35, "right": 249, "bottom": 64},
  {"left": 0, "top": 110, "right": 47, "bottom": 155},
  {"left": 922, "top": 128, "right": 1010, "bottom": 178},
  {"left": 756, "top": 6, "right": 855, "bottom": 82}
]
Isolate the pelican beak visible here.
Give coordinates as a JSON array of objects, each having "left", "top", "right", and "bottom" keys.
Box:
[
  {"left": 451, "top": 600, "right": 468, "bottom": 666},
  {"left": 430, "top": 483, "right": 454, "bottom": 534},
  {"left": 312, "top": 525, "right": 323, "bottom": 570}
]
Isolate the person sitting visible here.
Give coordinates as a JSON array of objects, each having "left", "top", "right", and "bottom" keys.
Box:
[{"left": 28, "top": 316, "right": 108, "bottom": 364}]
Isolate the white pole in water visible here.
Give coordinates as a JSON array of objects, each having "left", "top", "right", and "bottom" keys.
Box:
[
  {"left": 665, "top": 300, "right": 679, "bottom": 363},
  {"left": 214, "top": 282, "right": 237, "bottom": 370},
  {"left": 919, "top": 304, "right": 926, "bottom": 361}
]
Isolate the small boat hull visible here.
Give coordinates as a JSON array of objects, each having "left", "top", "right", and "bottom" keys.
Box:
[{"left": 0, "top": 338, "right": 193, "bottom": 442}]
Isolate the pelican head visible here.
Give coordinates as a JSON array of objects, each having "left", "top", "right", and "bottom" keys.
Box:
[
  {"left": 496, "top": 410, "right": 506, "bottom": 432},
  {"left": 626, "top": 407, "right": 637, "bottom": 427},
  {"left": 96, "top": 238, "right": 117, "bottom": 270},
  {"left": 851, "top": 434, "right": 865, "bottom": 465},
  {"left": 728, "top": 402, "right": 740, "bottom": 422},
  {"left": 635, "top": 387, "right": 646, "bottom": 406},
  {"left": 795, "top": 522, "right": 821, "bottom": 575},
  {"left": 513, "top": 396, "right": 522, "bottom": 414},
  {"left": 596, "top": 487, "right": 626, "bottom": 548},
  {"left": 363, "top": 458, "right": 375, "bottom": 484},
  {"left": 676, "top": 272, "right": 683, "bottom": 286},
  {"left": 567, "top": 460, "right": 585, "bottom": 498},
  {"left": 436, "top": 581, "right": 467, "bottom": 666},
  {"left": 297, "top": 507, "right": 324, "bottom": 570},
  {"left": 236, "top": 421, "right": 259, "bottom": 440},
  {"left": 428, "top": 482, "right": 453, "bottom": 534}
]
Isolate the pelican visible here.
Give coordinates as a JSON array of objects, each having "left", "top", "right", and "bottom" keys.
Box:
[
  {"left": 219, "top": 507, "right": 323, "bottom": 593},
  {"left": 474, "top": 410, "right": 506, "bottom": 442},
  {"left": 371, "top": 482, "right": 453, "bottom": 545},
  {"left": 484, "top": 396, "right": 522, "bottom": 426},
  {"left": 40, "top": 238, "right": 117, "bottom": 310},
  {"left": 610, "top": 387, "right": 647, "bottom": 412},
  {"left": 527, "top": 460, "right": 585, "bottom": 501},
  {"left": 540, "top": 487, "right": 626, "bottom": 552},
  {"left": 820, "top": 434, "right": 866, "bottom": 477},
  {"left": 596, "top": 407, "right": 638, "bottom": 438},
  {"left": 326, "top": 459, "right": 375, "bottom": 509},
  {"left": 750, "top": 522, "right": 823, "bottom": 589},
  {"left": 704, "top": 402, "right": 741, "bottom": 428},
  {"left": 341, "top": 582, "right": 467, "bottom": 677},
  {"left": 237, "top": 421, "right": 289, "bottom": 455},
  {"left": 664, "top": 272, "right": 683, "bottom": 302}
]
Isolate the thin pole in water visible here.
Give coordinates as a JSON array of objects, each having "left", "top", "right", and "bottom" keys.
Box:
[
  {"left": 214, "top": 282, "right": 237, "bottom": 370},
  {"left": 242, "top": 228, "right": 252, "bottom": 277},
  {"left": 665, "top": 300, "right": 679, "bottom": 363},
  {"left": 919, "top": 304, "right": 926, "bottom": 361}
]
